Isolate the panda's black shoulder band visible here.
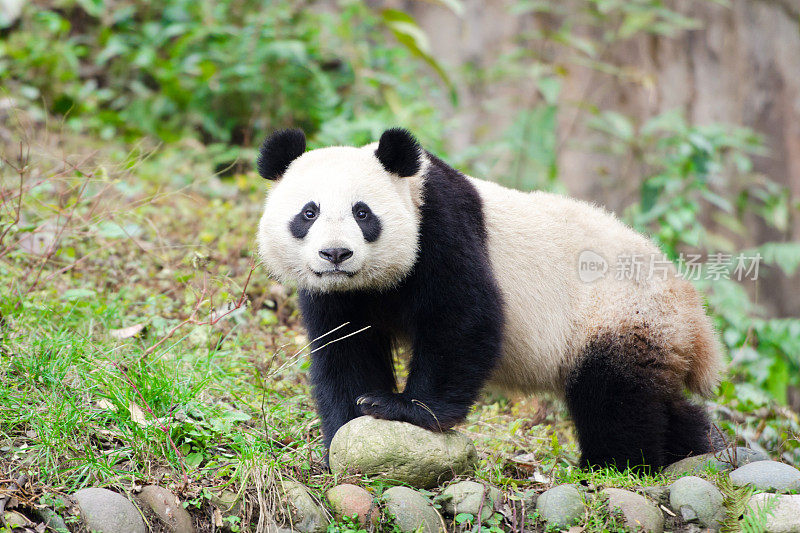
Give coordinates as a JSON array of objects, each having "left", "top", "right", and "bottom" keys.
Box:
[
  {"left": 375, "top": 128, "right": 422, "bottom": 178},
  {"left": 257, "top": 129, "right": 306, "bottom": 180}
]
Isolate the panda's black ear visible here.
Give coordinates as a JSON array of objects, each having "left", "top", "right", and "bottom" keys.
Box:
[
  {"left": 257, "top": 129, "right": 306, "bottom": 180},
  {"left": 375, "top": 128, "right": 422, "bottom": 178}
]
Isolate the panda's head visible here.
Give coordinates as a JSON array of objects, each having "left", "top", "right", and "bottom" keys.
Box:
[{"left": 256, "top": 128, "right": 426, "bottom": 292}]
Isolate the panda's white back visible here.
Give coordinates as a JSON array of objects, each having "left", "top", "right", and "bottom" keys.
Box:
[{"left": 467, "top": 176, "right": 722, "bottom": 397}]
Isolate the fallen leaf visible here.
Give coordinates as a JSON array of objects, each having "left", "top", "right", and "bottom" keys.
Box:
[
  {"left": 129, "top": 401, "right": 147, "bottom": 425},
  {"left": 213, "top": 508, "right": 223, "bottom": 528},
  {"left": 95, "top": 399, "right": 117, "bottom": 411},
  {"left": 530, "top": 470, "right": 551, "bottom": 484},
  {"left": 110, "top": 324, "right": 145, "bottom": 339}
]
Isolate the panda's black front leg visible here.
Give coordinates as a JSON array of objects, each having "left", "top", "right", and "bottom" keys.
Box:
[
  {"left": 308, "top": 324, "right": 396, "bottom": 449},
  {"left": 358, "top": 300, "right": 504, "bottom": 431},
  {"left": 300, "top": 292, "right": 396, "bottom": 450}
]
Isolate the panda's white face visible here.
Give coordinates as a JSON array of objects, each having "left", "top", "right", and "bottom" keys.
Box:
[{"left": 257, "top": 144, "right": 423, "bottom": 292}]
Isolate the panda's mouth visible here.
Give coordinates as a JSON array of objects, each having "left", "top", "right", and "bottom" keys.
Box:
[{"left": 310, "top": 267, "right": 358, "bottom": 278}]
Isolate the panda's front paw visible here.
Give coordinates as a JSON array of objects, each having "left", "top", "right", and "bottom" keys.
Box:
[
  {"left": 356, "top": 391, "right": 403, "bottom": 419},
  {"left": 356, "top": 392, "right": 449, "bottom": 431}
]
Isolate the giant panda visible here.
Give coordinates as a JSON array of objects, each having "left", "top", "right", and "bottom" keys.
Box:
[{"left": 255, "top": 127, "right": 722, "bottom": 470}]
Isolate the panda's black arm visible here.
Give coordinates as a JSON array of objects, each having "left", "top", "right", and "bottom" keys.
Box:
[
  {"left": 357, "top": 267, "right": 505, "bottom": 431},
  {"left": 298, "top": 290, "right": 396, "bottom": 450}
]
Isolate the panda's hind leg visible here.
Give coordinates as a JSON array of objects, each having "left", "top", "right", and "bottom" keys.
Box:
[
  {"left": 565, "top": 334, "right": 675, "bottom": 472},
  {"left": 664, "top": 396, "right": 714, "bottom": 463}
]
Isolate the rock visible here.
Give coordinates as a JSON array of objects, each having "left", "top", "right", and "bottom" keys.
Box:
[
  {"left": 535, "top": 484, "right": 585, "bottom": 529},
  {"left": 602, "top": 488, "right": 664, "bottom": 533},
  {"left": 329, "top": 416, "right": 477, "bottom": 489},
  {"left": 73, "top": 488, "right": 146, "bottom": 533},
  {"left": 437, "top": 481, "right": 501, "bottom": 522},
  {"left": 137, "top": 485, "right": 194, "bottom": 533},
  {"left": 35, "top": 508, "right": 68, "bottom": 532},
  {"left": 745, "top": 494, "right": 800, "bottom": 533},
  {"left": 279, "top": 480, "right": 329, "bottom": 533},
  {"left": 669, "top": 476, "right": 724, "bottom": 529},
  {"left": 382, "top": 486, "right": 443, "bottom": 533},
  {"left": 642, "top": 485, "right": 670, "bottom": 505},
  {"left": 663, "top": 447, "right": 770, "bottom": 476},
  {"left": 326, "top": 484, "right": 377, "bottom": 525},
  {"left": 3, "top": 511, "right": 30, "bottom": 528},
  {"left": 210, "top": 489, "right": 242, "bottom": 516},
  {"left": 730, "top": 460, "right": 800, "bottom": 493}
]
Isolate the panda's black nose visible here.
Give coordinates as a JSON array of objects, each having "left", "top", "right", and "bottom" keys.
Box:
[{"left": 319, "top": 247, "right": 353, "bottom": 265}]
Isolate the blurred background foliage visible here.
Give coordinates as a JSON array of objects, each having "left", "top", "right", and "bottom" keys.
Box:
[{"left": 1, "top": 0, "right": 799, "bottom": 458}]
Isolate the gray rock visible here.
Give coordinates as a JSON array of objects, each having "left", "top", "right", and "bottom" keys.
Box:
[
  {"left": 602, "top": 488, "right": 664, "bottom": 533},
  {"left": 73, "top": 487, "right": 146, "bottom": 533},
  {"left": 642, "top": 485, "right": 670, "bottom": 505},
  {"left": 3, "top": 511, "right": 30, "bottom": 528},
  {"left": 329, "top": 416, "right": 477, "bottom": 489},
  {"left": 669, "top": 476, "right": 724, "bottom": 529},
  {"left": 681, "top": 506, "right": 698, "bottom": 521},
  {"left": 437, "top": 481, "right": 501, "bottom": 522},
  {"left": 326, "top": 484, "right": 377, "bottom": 525},
  {"left": 745, "top": 494, "right": 800, "bottom": 533},
  {"left": 279, "top": 480, "right": 329, "bottom": 533},
  {"left": 663, "top": 447, "right": 770, "bottom": 476},
  {"left": 535, "top": 484, "right": 585, "bottom": 529},
  {"left": 382, "top": 486, "right": 443, "bottom": 533},
  {"left": 730, "top": 460, "right": 800, "bottom": 493},
  {"left": 137, "top": 485, "right": 195, "bottom": 533},
  {"left": 210, "top": 489, "right": 242, "bottom": 516},
  {"left": 35, "top": 509, "right": 68, "bottom": 532}
]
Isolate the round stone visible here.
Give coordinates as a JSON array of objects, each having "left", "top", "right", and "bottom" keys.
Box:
[
  {"left": 210, "top": 489, "right": 242, "bottom": 516},
  {"left": 326, "top": 484, "right": 377, "bottom": 525},
  {"left": 535, "top": 484, "right": 585, "bottom": 529},
  {"left": 437, "top": 480, "right": 501, "bottom": 522},
  {"left": 279, "top": 480, "right": 328, "bottom": 533},
  {"left": 382, "top": 486, "right": 442, "bottom": 533},
  {"left": 602, "top": 488, "right": 664, "bottom": 533},
  {"left": 73, "top": 488, "right": 146, "bottom": 533},
  {"left": 746, "top": 494, "right": 800, "bottom": 533},
  {"left": 137, "top": 485, "right": 194, "bottom": 533},
  {"left": 730, "top": 460, "right": 800, "bottom": 493},
  {"left": 663, "top": 447, "right": 770, "bottom": 476},
  {"left": 669, "top": 476, "right": 724, "bottom": 529},
  {"left": 329, "top": 416, "right": 477, "bottom": 489}
]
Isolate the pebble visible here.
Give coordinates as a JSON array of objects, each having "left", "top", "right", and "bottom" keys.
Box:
[
  {"left": 279, "top": 480, "right": 329, "bottom": 533},
  {"left": 669, "top": 476, "right": 724, "bottom": 529},
  {"left": 602, "top": 488, "right": 664, "bottom": 533},
  {"left": 210, "top": 489, "right": 242, "bottom": 516},
  {"left": 73, "top": 487, "right": 146, "bottom": 533},
  {"left": 642, "top": 485, "right": 670, "bottom": 505},
  {"left": 730, "top": 460, "right": 800, "bottom": 493},
  {"left": 663, "top": 447, "right": 769, "bottom": 476},
  {"left": 382, "top": 486, "right": 443, "bottom": 533},
  {"left": 137, "top": 485, "right": 195, "bottom": 533},
  {"left": 535, "top": 484, "right": 585, "bottom": 529},
  {"left": 35, "top": 508, "right": 68, "bottom": 531},
  {"left": 745, "top": 493, "right": 800, "bottom": 533},
  {"left": 437, "top": 480, "right": 501, "bottom": 522},
  {"left": 329, "top": 416, "right": 477, "bottom": 489},
  {"left": 326, "top": 484, "right": 377, "bottom": 525},
  {"left": 3, "top": 511, "right": 30, "bottom": 528}
]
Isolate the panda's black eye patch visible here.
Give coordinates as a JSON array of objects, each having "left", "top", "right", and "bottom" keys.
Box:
[
  {"left": 289, "top": 201, "right": 318, "bottom": 239},
  {"left": 352, "top": 202, "right": 381, "bottom": 242}
]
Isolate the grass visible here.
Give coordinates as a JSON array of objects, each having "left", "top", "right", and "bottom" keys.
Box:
[{"left": 1, "top": 117, "right": 798, "bottom": 532}]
